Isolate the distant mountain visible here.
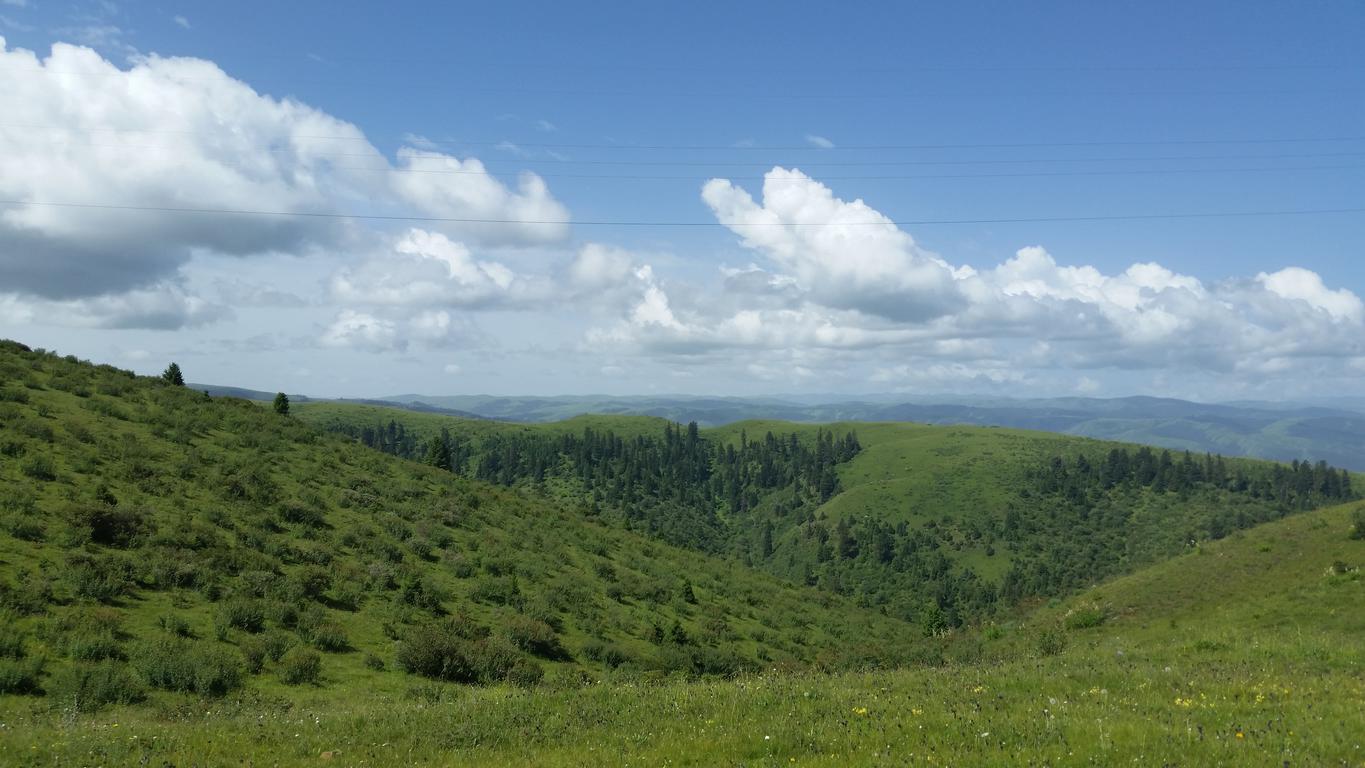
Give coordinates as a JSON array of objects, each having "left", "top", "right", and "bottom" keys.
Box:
[
  {"left": 383, "top": 393, "right": 1365, "bottom": 470},
  {"left": 191, "top": 384, "right": 488, "bottom": 421}
]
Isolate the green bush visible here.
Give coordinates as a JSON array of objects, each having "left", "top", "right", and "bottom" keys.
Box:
[
  {"left": 1036, "top": 626, "right": 1067, "bottom": 657},
  {"left": 1063, "top": 605, "right": 1107, "bottom": 630},
  {"left": 20, "top": 454, "right": 56, "bottom": 481},
  {"left": 501, "top": 615, "right": 567, "bottom": 660},
  {"left": 48, "top": 661, "right": 146, "bottom": 712},
  {"left": 1350, "top": 507, "right": 1365, "bottom": 540},
  {"left": 158, "top": 614, "right": 194, "bottom": 638},
  {"left": 394, "top": 618, "right": 527, "bottom": 684},
  {"left": 307, "top": 620, "right": 349, "bottom": 652},
  {"left": 0, "top": 621, "right": 25, "bottom": 659},
  {"left": 582, "top": 640, "right": 630, "bottom": 669},
  {"left": 0, "top": 656, "right": 44, "bottom": 694},
  {"left": 278, "top": 646, "right": 322, "bottom": 685},
  {"left": 504, "top": 658, "right": 544, "bottom": 688},
  {"left": 65, "top": 554, "right": 134, "bottom": 603},
  {"left": 132, "top": 637, "right": 243, "bottom": 696},
  {"left": 217, "top": 599, "right": 266, "bottom": 633}
]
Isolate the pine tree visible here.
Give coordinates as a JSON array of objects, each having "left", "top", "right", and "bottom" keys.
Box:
[
  {"left": 272, "top": 392, "right": 290, "bottom": 415},
  {"left": 162, "top": 362, "right": 184, "bottom": 386},
  {"left": 426, "top": 435, "right": 453, "bottom": 471}
]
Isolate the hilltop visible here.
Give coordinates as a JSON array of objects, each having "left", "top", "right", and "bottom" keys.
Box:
[{"left": 378, "top": 392, "right": 1365, "bottom": 470}]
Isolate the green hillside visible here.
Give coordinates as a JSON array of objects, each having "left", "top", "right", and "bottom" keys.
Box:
[
  {"left": 7, "top": 495, "right": 1361, "bottom": 766},
  {"left": 0, "top": 341, "right": 927, "bottom": 712},
  {"left": 296, "top": 404, "right": 1357, "bottom": 631}
]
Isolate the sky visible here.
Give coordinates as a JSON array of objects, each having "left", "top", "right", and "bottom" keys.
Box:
[{"left": 1, "top": 0, "right": 1363, "bottom": 400}]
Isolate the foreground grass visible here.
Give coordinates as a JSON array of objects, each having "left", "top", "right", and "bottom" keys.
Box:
[
  {"left": 9, "top": 500, "right": 1362, "bottom": 766},
  {"left": 3, "top": 636, "right": 1360, "bottom": 766}
]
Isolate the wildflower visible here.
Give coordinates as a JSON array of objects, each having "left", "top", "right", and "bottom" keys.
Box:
[
  {"left": 911, "top": 707, "right": 923, "bottom": 716},
  {"left": 852, "top": 707, "right": 869, "bottom": 716},
  {"left": 1235, "top": 731, "right": 1244, "bottom": 740}
]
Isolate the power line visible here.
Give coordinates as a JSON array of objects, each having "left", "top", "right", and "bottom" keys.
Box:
[
  {"left": 11, "top": 135, "right": 1365, "bottom": 170},
  {"left": 2, "top": 199, "right": 1362, "bottom": 227},
  {"left": 3, "top": 122, "right": 1365, "bottom": 152}
]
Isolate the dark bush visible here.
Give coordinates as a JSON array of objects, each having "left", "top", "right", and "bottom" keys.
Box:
[
  {"left": 505, "top": 658, "right": 544, "bottom": 688},
  {"left": 65, "top": 553, "right": 134, "bottom": 603},
  {"left": 132, "top": 637, "right": 242, "bottom": 696},
  {"left": 278, "top": 646, "right": 322, "bottom": 685},
  {"left": 48, "top": 661, "right": 146, "bottom": 712},
  {"left": 65, "top": 503, "right": 148, "bottom": 548},
  {"left": 0, "top": 657, "right": 44, "bottom": 695},
  {"left": 363, "top": 652, "right": 386, "bottom": 671},
  {"left": 1350, "top": 507, "right": 1365, "bottom": 540},
  {"left": 395, "top": 618, "right": 527, "bottom": 684},
  {"left": 158, "top": 614, "right": 194, "bottom": 638},
  {"left": 582, "top": 640, "right": 630, "bottom": 669},
  {"left": 20, "top": 454, "right": 56, "bottom": 481},
  {"left": 217, "top": 599, "right": 266, "bottom": 633},
  {"left": 501, "top": 615, "right": 567, "bottom": 660}
]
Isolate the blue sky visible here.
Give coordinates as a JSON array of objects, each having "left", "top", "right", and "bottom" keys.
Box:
[{"left": 1, "top": 1, "right": 1362, "bottom": 399}]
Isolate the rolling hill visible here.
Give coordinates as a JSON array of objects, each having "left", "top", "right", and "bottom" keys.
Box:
[
  {"left": 295, "top": 403, "right": 1357, "bottom": 633},
  {"left": 0, "top": 340, "right": 929, "bottom": 714},
  {"left": 380, "top": 392, "right": 1365, "bottom": 470}
]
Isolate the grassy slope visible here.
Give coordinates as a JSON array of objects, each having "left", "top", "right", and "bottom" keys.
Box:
[
  {"left": 7, "top": 502, "right": 1361, "bottom": 766},
  {"left": 0, "top": 344, "right": 925, "bottom": 704}
]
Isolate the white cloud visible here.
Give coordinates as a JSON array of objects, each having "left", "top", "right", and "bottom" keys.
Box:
[
  {"left": 702, "top": 168, "right": 963, "bottom": 321},
  {"left": 0, "top": 281, "right": 227, "bottom": 329},
  {"left": 330, "top": 228, "right": 541, "bottom": 308},
  {"left": 1257, "top": 267, "right": 1363, "bottom": 323},
  {"left": 805, "top": 134, "right": 835, "bottom": 149},
  {"left": 173, "top": 15, "right": 190, "bottom": 29},
  {"left": 320, "top": 310, "right": 402, "bottom": 353},
  {"left": 0, "top": 38, "right": 568, "bottom": 321},
  {"left": 591, "top": 167, "right": 1365, "bottom": 387}
]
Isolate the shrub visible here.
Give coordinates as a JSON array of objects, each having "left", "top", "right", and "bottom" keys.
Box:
[
  {"left": 1063, "top": 605, "right": 1107, "bottom": 630},
  {"left": 306, "top": 620, "right": 349, "bottom": 652},
  {"left": 1350, "top": 507, "right": 1365, "bottom": 540},
  {"left": 158, "top": 614, "right": 194, "bottom": 638},
  {"left": 505, "top": 658, "right": 544, "bottom": 688},
  {"left": 582, "top": 640, "right": 630, "bottom": 669},
  {"left": 133, "top": 637, "right": 243, "bottom": 696},
  {"left": 217, "top": 599, "right": 266, "bottom": 633},
  {"left": 0, "top": 622, "right": 24, "bottom": 659},
  {"left": 363, "top": 652, "right": 386, "bottom": 671},
  {"left": 20, "top": 454, "right": 56, "bottom": 481},
  {"left": 1036, "top": 626, "right": 1067, "bottom": 657},
  {"left": 65, "top": 504, "right": 148, "bottom": 548},
  {"left": 393, "top": 618, "right": 524, "bottom": 684},
  {"left": 65, "top": 554, "right": 134, "bottom": 603},
  {"left": 48, "top": 661, "right": 145, "bottom": 712},
  {"left": 0, "top": 657, "right": 44, "bottom": 695},
  {"left": 501, "top": 615, "right": 567, "bottom": 660},
  {"left": 278, "top": 646, "right": 322, "bottom": 685}
]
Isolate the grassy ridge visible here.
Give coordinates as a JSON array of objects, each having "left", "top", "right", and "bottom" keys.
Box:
[
  {"left": 0, "top": 341, "right": 926, "bottom": 710},
  {"left": 5, "top": 502, "right": 1360, "bottom": 766}
]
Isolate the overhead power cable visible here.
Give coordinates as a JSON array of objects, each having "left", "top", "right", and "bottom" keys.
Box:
[
  {"left": 2, "top": 122, "right": 1364, "bottom": 152},
  {"left": 2, "top": 199, "right": 1362, "bottom": 227}
]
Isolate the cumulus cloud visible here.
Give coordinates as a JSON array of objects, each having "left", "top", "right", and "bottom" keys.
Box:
[
  {"left": 320, "top": 310, "right": 402, "bottom": 353},
  {"left": 702, "top": 168, "right": 964, "bottom": 321},
  {"left": 0, "top": 281, "right": 227, "bottom": 329},
  {"left": 594, "top": 167, "right": 1365, "bottom": 385},
  {"left": 0, "top": 38, "right": 568, "bottom": 320},
  {"left": 331, "top": 229, "right": 538, "bottom": 309}
]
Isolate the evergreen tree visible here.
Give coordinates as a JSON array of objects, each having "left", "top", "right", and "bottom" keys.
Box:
[
  {"left": 162, "top": 362, "right": 184, "bottom": 386},
  {"left": 426, "top": 435, "right": 453, "bottom": 471},
  {"left": 272, "top": 392, "right": 290, "bottom": 415}
]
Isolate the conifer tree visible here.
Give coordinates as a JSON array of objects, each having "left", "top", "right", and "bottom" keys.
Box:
[
  {"left": 273, "top": 392, "right": 290, "bottom": 415},
  {"left": 162, "top": 362, "right": 184, "bottom": 386}
]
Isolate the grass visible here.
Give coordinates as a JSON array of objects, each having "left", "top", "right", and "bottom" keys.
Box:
[{"left": 5, "top": 340, "right": 1362, "bottom": 764}]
